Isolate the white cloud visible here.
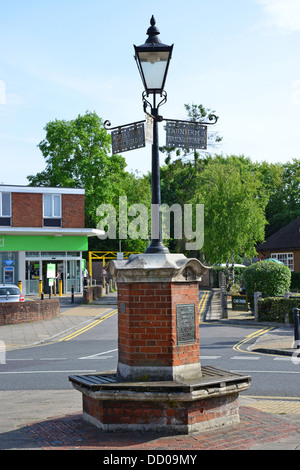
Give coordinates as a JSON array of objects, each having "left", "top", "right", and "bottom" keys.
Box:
[{"left": 257, "top": 0, "right": 300, "bottom": 33}]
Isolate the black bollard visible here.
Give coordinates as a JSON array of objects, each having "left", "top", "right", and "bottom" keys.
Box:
[
  {"left": 293, "top": 308, "right": 300, "bottom": 348},
  {"left": 71, "top": 285, "right": 74, "bottom": 303},
  {"left": 41, "top": 292, "right": 44, "bottom": 301}
]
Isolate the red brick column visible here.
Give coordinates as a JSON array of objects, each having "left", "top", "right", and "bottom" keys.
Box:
[{"left": 117, "top": 281, "right": 201, "bottom": 381}]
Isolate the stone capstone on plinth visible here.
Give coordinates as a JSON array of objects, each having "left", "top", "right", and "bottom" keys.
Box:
[{"left": 109, "top": 253, "right": 208, "bottom": 283}]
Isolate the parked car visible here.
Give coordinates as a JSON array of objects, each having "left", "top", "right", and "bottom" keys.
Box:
[{"left": 0, "top": 284, "right": 24, "bottom": 302}]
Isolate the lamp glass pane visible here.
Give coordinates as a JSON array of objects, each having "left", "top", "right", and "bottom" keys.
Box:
[{"left": 138, "top": 51, "right": 169, "bottom": 90}]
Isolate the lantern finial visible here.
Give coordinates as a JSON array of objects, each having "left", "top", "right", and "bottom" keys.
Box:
[{"left": 146, "top": 16, "right": 161, "bottom": 44}]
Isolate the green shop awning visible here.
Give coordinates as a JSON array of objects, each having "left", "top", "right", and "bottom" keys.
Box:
[{"left": 0, "top": 228, "right": 104, "bottom": 252}]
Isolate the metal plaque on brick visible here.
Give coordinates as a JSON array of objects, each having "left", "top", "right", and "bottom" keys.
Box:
[
  {"left": 111, "top": 122, "right": 146, "bottom": 154},
  {"left": 176, "top": 304, "right": 196, "bottom": 345},
  {"left": 166, "top": 121, "right": 207, "bottom": 150}
]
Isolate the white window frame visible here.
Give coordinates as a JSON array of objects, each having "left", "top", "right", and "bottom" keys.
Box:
[
  {"left": 271, "top": 252, "right": 294, "bottom": 271},
  {"left": 43, "top": 194, "right": 62, "bottom": 219},
  {"left": 0, "top": 192, "right": 11, "bottom": 217}
]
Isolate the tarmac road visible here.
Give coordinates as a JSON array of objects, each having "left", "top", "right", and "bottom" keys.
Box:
[{"left": 1, "top": 292, "right": 300, "bottom": 451}]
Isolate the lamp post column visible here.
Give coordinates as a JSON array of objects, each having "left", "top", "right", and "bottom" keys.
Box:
[{"left": 145, "top": 104, "right": 169, "bottom": 254}]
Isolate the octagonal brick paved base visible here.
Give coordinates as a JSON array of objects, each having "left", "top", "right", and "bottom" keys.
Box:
[{"left": 69, "top": 366, "right": 251, "bottom": 435}]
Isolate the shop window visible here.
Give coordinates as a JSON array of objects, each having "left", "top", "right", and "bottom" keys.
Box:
[
  {"left": 0, "top": 193, "right": 11, "bottom": 226},
  {"left": 43, "top": 194, "right": 61, "bottom": 227}
]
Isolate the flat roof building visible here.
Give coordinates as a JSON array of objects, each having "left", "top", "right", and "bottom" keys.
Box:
[{"left": 0, "top": 185, "right": 103, "bottom": 295}]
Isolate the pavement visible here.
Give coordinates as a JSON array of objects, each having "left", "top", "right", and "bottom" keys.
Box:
[{"left": 1, "top": 291, "right": 300, "bottom": 452}]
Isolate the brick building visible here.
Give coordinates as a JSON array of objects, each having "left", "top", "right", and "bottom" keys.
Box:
[
  {"left": 0, "top": 185, "right": 102, "bottom": 295},
  {"left": 256, "top": 217, "right": 300, "bottom": 273}
]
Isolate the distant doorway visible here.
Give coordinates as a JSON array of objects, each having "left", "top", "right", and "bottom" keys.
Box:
[{"left": 25, "top": 252, "right": 82, "bottom": 295}]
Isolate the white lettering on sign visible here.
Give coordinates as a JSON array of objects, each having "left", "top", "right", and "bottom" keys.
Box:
[{"left": 166, "top": 121, "right": 207, "bottom": 149}]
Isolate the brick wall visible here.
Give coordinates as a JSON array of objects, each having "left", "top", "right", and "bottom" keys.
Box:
[
  {"left": 294, "top": 250, "right": 300, "bottom": 273},
  {"left": 83, "top": 285, "right": 103, "bottom": 303},
  {"left": 82, "top": 393, "right": 239, "bottom": 431},
  {"left": 0, "top": 299, "right": 60, "bottom": 325},
  {"left": 117, "top": 282, "right": 200, "bottom": 369},
  {"left": 12, "top": 193, "right": 43, "bottom": 227},
  {"left": 10, "top": 192, "right": 85, "bottom": 228},
  {"left": 62, "top": 194, "right": 85, "bottom": 228},
  {"left": 258, "top": 249, "right": 300, "bottom": 273}
]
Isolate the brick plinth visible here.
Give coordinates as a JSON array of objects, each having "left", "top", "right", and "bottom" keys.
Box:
[
  {"left": 117, "top": 281, "right": 201, "bottom": 381},
  {"left": 70, "top": 367, "right": 251, "bottom": 435},
  {"left": 69, "top": 254, "right": 251, "bottom": 435},
  {"left": 81, "top": 392, "right": 240, "bottom": 434}
]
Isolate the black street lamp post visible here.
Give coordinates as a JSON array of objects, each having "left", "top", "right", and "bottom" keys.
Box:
[{"left": 134, "top": 16, "right": 173, "bottom": 254}]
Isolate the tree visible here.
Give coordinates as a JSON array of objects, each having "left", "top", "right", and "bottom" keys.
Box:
[
  {"left": 262, "top": 159, "right": 300, "bottom": 237},
  {"left": 160, "top": 154, "right": 269, "bottom": 270},
  {"left": 198, "top": 158, "right": 268, "bottom": 270},
  {"left": 27, "top": 111, "right": 151, "bottom": 252},
  {"left": 160, "top": 153, "right": 269, "bottom": 287}
]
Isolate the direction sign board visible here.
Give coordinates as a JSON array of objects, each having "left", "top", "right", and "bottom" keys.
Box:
[
  {"left": 166, "top": 121, "right": 207, "bottom": 150},
  {"left": 111, "top": 122, "right": 145, "bottom": 154},
  {"left": 231, "top": 295, "right": 249, "bottom": 312}
]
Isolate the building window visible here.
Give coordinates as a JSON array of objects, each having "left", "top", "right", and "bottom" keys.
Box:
[
  {"left": 43, "top": 194, "right": 62, "bottom": 227},
  {"left": 0, "top": 192, "right": 11, "bottom": 226},
  {"left": 271, "top": 253, "right": 294, "bottom": 271}
]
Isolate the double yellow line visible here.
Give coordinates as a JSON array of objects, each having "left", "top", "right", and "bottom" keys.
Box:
[
  {"left": 233, "top": 326, "right": 275, "bottom": 353},
  {"left": 198, "top": 291, "right": 209, "bottom": 319},
  {"left": 59, "top": 309, "right": 118, "bottom": 342}
]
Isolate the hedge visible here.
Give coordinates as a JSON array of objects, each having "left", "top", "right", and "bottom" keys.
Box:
[
  {"left": 243, "top": 261, "right": 291, "bottom": 297},
  {"left": 258, "top": 297, "right": 300, "bottom": 323}
]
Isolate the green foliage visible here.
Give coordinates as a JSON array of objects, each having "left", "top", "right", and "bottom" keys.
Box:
[
  {"left": 27, "top": 111, "right": 151, "bottom": 252},
  {"left": 261, "top": 159, "right": 300, "bottom": 237},
  {"left": 26, "top": 105, "right": 300, "bottom": 263},
  {"left": 243, "top": 261, "right": 291, "bottom": 297},
  {"left": 258, "top": 297, "right": 300, "bottom": 323},
  {"left": 27, "top": 111, "right": 126, "bottom": 227},
  {"left": 199, "top": 158, "right": 268, "bottom": 265},
  {"left": 161, "top": 154, "right": 269, "bottom": 261},
  {"left": 210, "top": 266, "right": 245, "bottom": 288}
]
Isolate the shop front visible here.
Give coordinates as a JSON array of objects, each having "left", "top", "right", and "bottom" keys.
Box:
[
  {"left": 0, "top": 228, "right": 103, "bottom": 295},
  {"left": 25, "top": 252, "right": 82, "bottom": 295}
]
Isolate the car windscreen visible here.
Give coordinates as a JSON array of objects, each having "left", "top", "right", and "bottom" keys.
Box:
[{"left": 0, "top": 288, "right": 20, "bottom": 295}]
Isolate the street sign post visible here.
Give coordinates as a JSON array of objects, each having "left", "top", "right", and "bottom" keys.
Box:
[
  {"left": 231, "top": 295, "right": 249, "bottom": 312},
  {"left": 166, "top": 120, "right": 207, "bottom": 150},
  {"left": 111, "top": 122, "right": 146, "bottom": 154},
  {"left": 47, "top": 263, "right": 56, "bottom": 279}
]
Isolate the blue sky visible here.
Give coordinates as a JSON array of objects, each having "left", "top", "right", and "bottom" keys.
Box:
[{"left": 0, "top": 0, "right": 300, "bottom": 185}]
